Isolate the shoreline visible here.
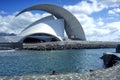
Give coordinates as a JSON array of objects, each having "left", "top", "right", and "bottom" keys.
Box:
[{"left": 0, "top": 64, "right": 120, "bottom": 80}]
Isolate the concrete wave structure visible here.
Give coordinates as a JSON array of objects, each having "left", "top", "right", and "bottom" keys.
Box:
[{"left": 16, "top": 4, "right": 86, "bottom": 43}]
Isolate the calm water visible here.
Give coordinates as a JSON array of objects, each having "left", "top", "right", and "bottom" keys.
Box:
[{"left": 0, "top": 49, "right": 115, "bottom": 76}]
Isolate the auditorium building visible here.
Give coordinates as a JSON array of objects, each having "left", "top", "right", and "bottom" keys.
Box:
[{"left": 1, "top": 4, "right": 86, "bottom": 43}]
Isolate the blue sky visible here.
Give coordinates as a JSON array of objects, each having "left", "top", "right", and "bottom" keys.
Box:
[
  {"left": 0, "top": 0, "right": 120, "bottom": 41},
  {"left": 0, "top": 0, "right": 80, "bottom": 14}
]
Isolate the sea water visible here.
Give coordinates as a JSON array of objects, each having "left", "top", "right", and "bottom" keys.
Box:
[{"left": 0, "top": 49, "right": 115, "bottom": 76}]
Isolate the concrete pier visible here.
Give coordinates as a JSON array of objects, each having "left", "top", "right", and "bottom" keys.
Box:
[
  {"left": 0, "top": 41, "right": 120, "bottom": 50},
  {"left": 23, "top": 41, "right": 120, "bottom": 50},
  {"left": 0, "top": 42, "right": 22, "bottom": 50}
]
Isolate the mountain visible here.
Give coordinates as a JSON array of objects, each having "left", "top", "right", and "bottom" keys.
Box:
[{"left": 0, "top": 32, "right": 16, "bottom": 36}]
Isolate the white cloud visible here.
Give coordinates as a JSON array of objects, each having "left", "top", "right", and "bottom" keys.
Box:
[
  {"left": 97, "top": 0, "right": 120, "bottom": 8},
  {"left": 0, "top": 15, "right": 13, "bottom": 33},
  {"left": 96, "top": 18, "right": 104, "bottom": 26},
  {"left": 64, "top": 0, "right": 120, "bottom": 16},
  {"left": 64, "top": 0, "right": 104, "bottom": 15},
  {"left": 115, "top": 8, "right": 120, "bottom": 12},
  {"left": 97, "top": 21, "right": 104, "bottom": 26},
  {"left": 74, "top": 13, "right": 110, "bottom": 41},
  {"left": 0, "top": 11, "right": 51, "bottom": 34},
  {"left": 86, "top": 21, "right": 120, "bottom": 41},
  {"left": 108, "top": 8, "right": 120, "bottom": 15},
  {"left": 106, "top": 21, "right": 120, "bottom": 30},
  {"left": 108, "top": 10, "right": 116, "bottom": 15}
]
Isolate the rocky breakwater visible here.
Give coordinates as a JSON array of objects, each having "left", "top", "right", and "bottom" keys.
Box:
[
  {"left": 101, "top": 52, "right": 120, "bottom": 68},
  {"left": 101, "top": 44, "right": 120, "bottom": 68},
  {"left": 0, "top": 42, "right": 22, "bottom": 50},
  {"left": 23, "top": 41, "right": 120, "bottom": 50}
]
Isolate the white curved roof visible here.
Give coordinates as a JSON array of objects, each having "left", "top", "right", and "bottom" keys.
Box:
[
  {"left": 19, "top": 16, "right": 64, "bottom": 41},
  {"left": 21, "top": 15, "right": 55, "bottom": 33}
]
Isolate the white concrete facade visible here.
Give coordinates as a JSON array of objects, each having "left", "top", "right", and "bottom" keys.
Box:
[{"left": 19, "top": 16, "right": 65, "bottom": 42}]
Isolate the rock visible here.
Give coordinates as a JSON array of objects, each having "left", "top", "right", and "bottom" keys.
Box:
[
  {"left": 101, "top": 52, "right": 120, "bottom": 68},
  {"left": 116, "top": 44, "right": 120, "bottom": 53}
]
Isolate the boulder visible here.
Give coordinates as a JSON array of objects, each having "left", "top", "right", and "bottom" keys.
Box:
[
  {"left": 101, "top": 52, "right": 120, "bottom": 68},
  {"left": 116, "top": 44, "right": 120, "bottom": 53}
]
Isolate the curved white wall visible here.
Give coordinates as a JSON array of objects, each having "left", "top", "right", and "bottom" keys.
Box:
[{"left": 19, "top": 19, "right": 64, "bottom": 41}]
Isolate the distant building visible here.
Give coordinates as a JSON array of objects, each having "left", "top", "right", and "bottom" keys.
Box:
[{"left": 1, "top": 4, "right": 86, "bottom": 43}]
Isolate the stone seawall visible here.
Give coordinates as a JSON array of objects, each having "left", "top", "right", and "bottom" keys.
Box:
[
  {"left": 23, "top": 41, "right": 120, "bottom": 50},
  {"left": 0, "top": 42, "right": 22, "bottom": 50},
  {"left": 0, "top": 41, "right": 120, "bottom": 50}
]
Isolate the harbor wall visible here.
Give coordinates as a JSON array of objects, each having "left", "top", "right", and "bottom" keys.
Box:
[
  {"left": 0, "top": 41, "right": 120, "bottom": 50},
  {"left": 0, "top": 42, "right": 22, "bottom": 50},
  {"left": 23, "top": 41, "right": 120, "bottom": 50}
]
